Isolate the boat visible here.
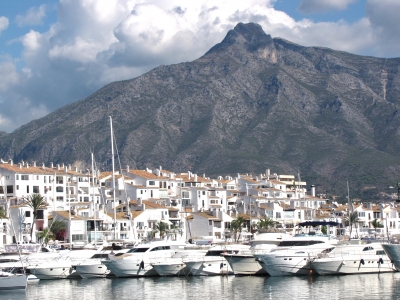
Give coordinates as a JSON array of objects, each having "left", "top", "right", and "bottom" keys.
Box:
[
  {"left": 26, "top": 249, "right": 99, "bottom": 279},
  {"left": 0, "top": 273, "right": 27, "bottom": 290},
  {"left": 253, "top": 222, "right": 339, "bottom": 276},
  {"left": 151, "top": 248, "right": 208, "bottom": 276},
  {"left": 74, "top": 248, "right": 130, "bottom": 278},
  {"left": 101, "top": 241, "right": 187, "bottom": 277},
  {"left": 221, "top": 231, "right": 289, "bottom": 275},
  {"left": 183, "top": 244, "right": 250, "bottom": 276},
  {"left": 311, "top": 243, "right": 395, "bottom": 275},
  {"left": 381, "top": 243, "right": 400, "bottom": 271}
]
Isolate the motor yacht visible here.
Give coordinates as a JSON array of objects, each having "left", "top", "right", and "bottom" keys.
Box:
[
  {"left": 311, "top": 243, "right": 395, "bottom": 275},
  {"left": 101, "top": 241, "right": 187, "bottom": 277},
  {"left": 184, "top": 244, "right": 250, "bottom": 276}
]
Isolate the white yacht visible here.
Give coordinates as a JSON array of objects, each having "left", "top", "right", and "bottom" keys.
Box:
[
  {"left": 311, "top": 243, "right": 395, "bottom": 275},
  {"left": 381, "top": 243, "right": 400, "bottom": 271},
  {"left": 151, "top": 249, "right": 208, "bottom": 276},
  {"left": 253, "top": 233, "right": 338, "bottom": 276},
  {"left": 74, "top": 249, "right": 130, "bottom": 278},
  {"left": 0, "top": 273, "right": 27, "bottom": 290},
  {"left": 101, "top": 241, "right": 187, "bottom": 277},
  {"left": 26, "top": 249, "right": 99, "bottom": 279},
  {"left": 222, "top": 232, "right": 289, "bottom": 275},
  {"left": 184, "top": 244, "right": 250, "bottom": 276}
]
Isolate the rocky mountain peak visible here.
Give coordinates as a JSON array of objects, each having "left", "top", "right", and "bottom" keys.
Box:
[
  {"left": 206, "top": 22, "right": 277, "bottom": 63},
  {"left": 1, "top": 23, "right": 400, "bottom": 199}
]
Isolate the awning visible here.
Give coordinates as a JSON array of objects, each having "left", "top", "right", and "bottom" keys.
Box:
[{"left": 160, "top": 219, "right": 173, "bottom": 225}]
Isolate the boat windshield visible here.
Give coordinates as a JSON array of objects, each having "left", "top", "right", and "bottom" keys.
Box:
[
  {"left": 205, "top": 250, "right": 237, "bottom": 256},
  {"left": 277, "top": 240, "right": 325, "bottom": 247},
  {"left": 91, "top": 253, "right": 110, "bottom": 259},
  {"left": 127, "top": 247, "right": 150, "bottom": 253}
]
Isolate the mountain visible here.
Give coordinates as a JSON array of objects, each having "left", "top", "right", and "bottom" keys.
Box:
[{"left": 1, "top": 22, "right": 400, "bottom": 199}]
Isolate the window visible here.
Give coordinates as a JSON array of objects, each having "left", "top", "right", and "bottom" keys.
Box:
[
  {"left": 33, "top": 186, "right": 39, "bottom": 193},
  {"left": 26, "top": 186, "right": 29, "bottom": 193},
  {"left": 36, "top": 210, "right": 44, "bottom": 219},
  {"left": 276, "top": 212, "right": 281, "bottom": 218},
  {"left": 84, "top": 197, "right": 89, "bottom": 202},
  {"left": 209, "top": 220, "right": 212, "bottom": 225},
  {"left": 72, "top": 234, "right": 84, "bottom": 241},
  {"left": 56, "top": 196, "right": 64, "bottom": 201},
  {"left": 149, "top": 181, "right": 155, "bottom": 186},
  {"left": 182, "top": 191, "right": 189, "bottom": 198},
  {"left": 56, "top": 176, "right": 63, "bottom": 184},
  {"left": 56, "top": 186, "right": 63, "bottom": 192},
  {"left": 25, "top": 211, "right": 31, "bottom": 217},
  {"left": 16, "top": 175, "right": 19, "bottom": 180},
  {"left": 21, "top": 175, "right": 29, "bottom": 180},
  {"left": 358, "top": 212, "right": 366, "bottom": 217},
  {"left": 44, "top": 177, "right": 47, "bottom": 183},
  {"left": 16, "top": 185, "right": 19, "bottom": 191}
]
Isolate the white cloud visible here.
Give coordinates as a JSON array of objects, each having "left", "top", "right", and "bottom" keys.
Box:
[
  {"left": 298, "top": 0, "right": 358, "bottom": 14},
  {"left": 0, "top": 0, "right": 399, "bottom": 133},
  {"left": 0, "top": 61, "right": 18, "bottom": 92},
  {"left": 366, "top": 0, "right": 400, "bottom": 57},
  {"left": 15, "top": 5, "right": 47, "bottom": 27},
  {"left": 0, "top": 16, "right": 9, "bottom": 34}
]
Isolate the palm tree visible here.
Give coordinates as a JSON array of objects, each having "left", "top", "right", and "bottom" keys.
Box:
[
  {"left": 370, "top": 218, "right": 383, "bottom": 239},
  {"left": 50, "top": 219, "right": 67, "bottom": 241},
  {"left": 152, "top": 221, "right": 169, "bottom": 239},
  {"left": 344, "top": 211, "right": 359, "bottom": 239},
  {"left": 37, "top": 228, "right": 54, "bottom": 245},
  {"left": 23, "top": 194, "right": 48, "bottom": 240},
  {"left": 257, "top": 217, "right": 275, "bottom": 232},
  {"left": 231, "top": 216, "right": 246, "bottom": 242}
]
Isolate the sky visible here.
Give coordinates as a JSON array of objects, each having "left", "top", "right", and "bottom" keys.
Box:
[{"left": 0, "top": 0, "right": 399, "bottom": 133}]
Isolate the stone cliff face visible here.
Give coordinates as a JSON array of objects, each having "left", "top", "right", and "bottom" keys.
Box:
[{"left": 1, "top": 22, "right": 400, "bottom": 197}]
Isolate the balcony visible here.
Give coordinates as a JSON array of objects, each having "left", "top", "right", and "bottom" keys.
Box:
[{"left": 87, "top": 225, "right": 110, "bottom": 231}]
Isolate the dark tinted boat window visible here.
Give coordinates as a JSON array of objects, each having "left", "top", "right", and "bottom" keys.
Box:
[
  {"left": 277, "top": 240, "right": 324, "bottom": 247},
  {"left": 127, "top": 247, "right": 150, "bottom": 253}
]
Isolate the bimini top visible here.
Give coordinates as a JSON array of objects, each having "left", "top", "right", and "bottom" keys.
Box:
[{"left": 299, "top": 221, "right": 340, "bottom": 227}]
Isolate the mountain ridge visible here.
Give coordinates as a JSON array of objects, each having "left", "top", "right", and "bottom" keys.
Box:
[{"left": 1, "top": 22, "right": 400, "bottom": 199}]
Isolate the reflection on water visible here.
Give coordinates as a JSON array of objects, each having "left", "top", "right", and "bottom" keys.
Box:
[{"left": 3, "top": 273, "right": 400, "bottom": 300}]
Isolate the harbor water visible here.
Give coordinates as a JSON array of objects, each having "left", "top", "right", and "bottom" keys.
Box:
[{"left": 3, "top": 273, "right": 400, "bottom": 300}]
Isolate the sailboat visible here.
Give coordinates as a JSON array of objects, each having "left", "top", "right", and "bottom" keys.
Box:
[{"left": 0, "top": 192, "right": 28, "bottom": 290}]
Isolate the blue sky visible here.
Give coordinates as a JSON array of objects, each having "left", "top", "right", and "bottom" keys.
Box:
[{"left": 0, "top": 0, "right": 399, "bottom": 133}]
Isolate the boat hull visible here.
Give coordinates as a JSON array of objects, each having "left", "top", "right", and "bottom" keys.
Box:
[
  {"left": 75, "top": 263, "right": 111, "bottom": 278},
  {"left": 0, "top": 274, "right": 27, "bottom": 290},
  {"left": 382, "top": 244, "right": 400, "bottom": 271},
  {"left": 223, "top": 254, "right": 267, "bottom": 275},
  {"left": 184, "top": 257, "right": 233, "bottom": 276},
  {"left": 27, "top": 265, "right": 80, "bottom": 279},
  {"left": 312, "top": 257, "right": 394, "bottom": 275}
]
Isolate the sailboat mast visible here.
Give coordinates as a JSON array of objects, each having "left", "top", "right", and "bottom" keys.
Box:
[
  {"left": 92, "top": 152, "right": 97, "bottom": 246},
  {"left": 110, "top": 116, "right": 117, "bottom": 240}
]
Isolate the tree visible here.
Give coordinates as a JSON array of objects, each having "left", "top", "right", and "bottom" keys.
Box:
[
  {"left": 257, "top": 217, "right": 276, "bottom": 232},
  {"left": 37, "top": 228, "right": 54, "bottom": 245},
  {"left": 23, "top": 194, "right": 48, "bottom": 240},
  {"left": 152, "top": 221, "right": 169, "bottom": 239},
  {"left": 50, "top": 219, "right": 67, "bottom": 241},
  {"left": 0, "top": 205, "right": 7, "bottom": 219},
  {"left": 231, "top": 216, "right": 246, "bottom": 242},
  {"left": 344, "top": 211, "right": 359, "bottom": 239},
  {"left": 370, "top": 218, "right": 383, "bottom": 239}
]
